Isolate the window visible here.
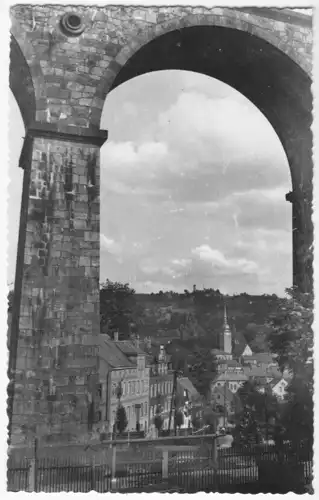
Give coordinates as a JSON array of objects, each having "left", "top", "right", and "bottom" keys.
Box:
[
  {"left": 141, "top": 381, "right": 144, "bottom": 393},
  {"left": 132, "top": 382, "right": 136, "bottom": 394},
  {"left": 128, "top": 406, "right": 131, "bottom": 419},
  {"left": 141, "top": 404, "right": 144, "bottom": 417},
  {"left": 128, "top": 381, "right": 131, "bottom": 394},
  {"left": 137, "top": 381, "right": 140, "bottom": 394},
  {"left": 144, "top": 402, "right": 147, "bottom": 415}
]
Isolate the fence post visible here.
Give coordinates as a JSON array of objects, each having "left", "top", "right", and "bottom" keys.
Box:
[
  {"left": 162, "top": 450, "right": 169, "bottom": 480},
  {"left": 28, "top": 437, "right": 38, "bottom": 492},
  {"left": 28, "top": 459, "right": 36, "bottom": 492},
  {"left": 111, "top": 442, "right": 117, "bottom": 491},
  {"left": 91, "top": 455, "right": 96, "bottom": 491}
]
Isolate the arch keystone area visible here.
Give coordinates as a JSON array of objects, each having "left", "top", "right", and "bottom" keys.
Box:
[{"left": 8, "top": 5, "right": 312, "bottom": 445}]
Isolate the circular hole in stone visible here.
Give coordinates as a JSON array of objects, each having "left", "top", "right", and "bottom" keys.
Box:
[
  {"left": 60, "top": 12, "right": 85, "bottom": 37},
  {"left": 66, "top": 14, "right": 82, "bottom": 29}
]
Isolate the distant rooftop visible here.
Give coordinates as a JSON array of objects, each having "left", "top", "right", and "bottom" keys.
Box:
[
  {"left": 114, "top": 340, "right": 147, "bottom": 356},
  {"left": 214, "top": 372, "right": 248, "bottom": 382},
  {"left": 177, "top": 377, "right": 200, "bottom": 399},
  {"left": 99, "top": 337, "right": 133, "bottom": 369}
]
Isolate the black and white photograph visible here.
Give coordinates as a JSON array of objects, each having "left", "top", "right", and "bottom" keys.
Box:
[{"left": 6, "top": 2, "right": 314, "bottom": 493}]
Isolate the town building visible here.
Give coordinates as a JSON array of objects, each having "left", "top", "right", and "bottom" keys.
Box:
[
  {"left": 211, "top": 371, "right": 249, "bottom": 394},
  {"left": 98, "top": 335, "right": 151, "bottom": 434},
  {"left": 210, "top": 305, "right": 286, "bottom": 402},
  {"left": 149, "top": 345, "right": 174, "bottom": 432},
  {"left": 269, "top": 377, "right": 289, "bottom": 400},
  {"left": 211, "top": 384, "right": 241, "bottom": 429},
  {"left": 176, "top": 377, "right": 202, "bottom": 429}
]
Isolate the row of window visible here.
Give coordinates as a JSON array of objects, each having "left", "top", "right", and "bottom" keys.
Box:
[
  {"left": 149, "top": 400, "right": 171, "bottom": 416},
  {"left": 111, "top": 379, "right": 148, "bottom": 398},
  {"left": 215, "top": 381, "right": 240, "bottom": 392},
  {"left": 151, "top": 363, "right": 168, "bottom": 375},
  {"left": 150, "top": 380, "right": 173, "bottom": 398}
]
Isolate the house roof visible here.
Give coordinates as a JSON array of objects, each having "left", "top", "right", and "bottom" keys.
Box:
[
  {"left": 211, "top": 349, "right": 231, "bottom": 356},
  {"left": 217, "top": 359, "right": 242, "bottom": 368},
  {"left": 99, "top": 337, "right": 133, "bottom": 369},
  {"left": 114, "top": 340, "right": 147, "bottom": 356},
  {"left": 214, "top": 371, "right": 248, "bottom": 383},
  {"left": 270, "top": 377, "right": 287, "bottom": 389},
  {"left": 232, "top": 329, "right": 250, "bottom": 357},
  {"left": 243, "top": 365, "right": 271, "bottom": 378},
  {"left": 213, "top": 385, "right": 235, "bottom": 402},
  {"left": 244, "top": 352, "right": 275, "bottom": 364},
  {"left": 177, "top": 377, "right": 200, "bottom": 399}
]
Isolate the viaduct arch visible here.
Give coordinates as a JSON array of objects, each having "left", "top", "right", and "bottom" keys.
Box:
[{"left": 8, "top": 6, "right": 312, "bottom": 444}]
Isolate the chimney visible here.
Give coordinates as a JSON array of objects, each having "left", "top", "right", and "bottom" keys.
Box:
[
  {"left": 193, "top": 284, "right": 196, "bottom": 293},
  {"left": 114, "top": 331, "right": 119, "bottom": 342},
  {"left": 135, "top": 334, "right": 140, "bottom": 349}
]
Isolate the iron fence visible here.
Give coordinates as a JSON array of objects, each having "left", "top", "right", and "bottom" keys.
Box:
[{"left": 7, "top": 440, "right": 313, "bottom": 493}]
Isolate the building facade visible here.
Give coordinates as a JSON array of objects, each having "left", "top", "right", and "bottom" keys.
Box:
[
  {"left": 98, "top": 336, "right": 150, "bottom": 433},
  {"left": 149, "top": 345, "right": 174, "bottom": 432}
]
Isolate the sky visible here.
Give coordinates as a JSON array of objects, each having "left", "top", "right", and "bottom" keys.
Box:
[{"left": 8, "top": 70, "right": 292, "bottom": 296}]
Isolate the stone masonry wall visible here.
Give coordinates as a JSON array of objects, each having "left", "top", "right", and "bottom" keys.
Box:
[
  {"left": 11, "top": 137, "right": 101, "bottom": 444},
  {"left": 9, "top": 6, "right": 312, "bottom": 443},
  {"left": 10, "top": 5, "right": 312, "bottom": 132}
]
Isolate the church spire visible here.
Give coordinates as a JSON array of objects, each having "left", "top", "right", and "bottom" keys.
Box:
[{"left": 223, "top": 303, "right": 232, "bottom": 354}]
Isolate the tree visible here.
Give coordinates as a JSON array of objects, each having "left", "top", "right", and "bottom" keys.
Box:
[
  {"left": 100, "top": 279, "right": 139, "bottom": 339},
  {"left": 8, "top": 289, "right": 13, "bottom": 313},
  {"left": 154, "top": 405, "right": 164, "bottom": 433},
  {"left": 115, "top": 405, "right": 128, "bottom": 435},
  {"left": 174, "top": 410, "right": 184, "bottom": 431},
  {"left": 232, "top": 379, "right": 279, "bottom": 446},
  {"left": 266, "top": 287, "right": 313, "bottom": 446},
  {"left": 188, "top": 347, "right": 218, "bottom": 400}
]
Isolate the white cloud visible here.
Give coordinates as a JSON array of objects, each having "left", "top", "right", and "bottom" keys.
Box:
[
  {"left": 157, "top": 91, "right": 288, "bottom": 172},
  {"left": 171, "top": 258, "right": 192, "bottom": 268},
  {"left": 192, "top": 244, "right": 258, "bottom": 274},
  {"left": 102, "top": 140, "right": 168, "bottom": 173},
  {"left": 100, "top": 234, "right": 122, "bottom": 257}
]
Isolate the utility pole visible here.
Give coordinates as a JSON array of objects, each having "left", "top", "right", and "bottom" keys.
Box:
[
  {"left": 223, "top": 381, "right": 227, "bottom": 429},
  {"left": 168, "top": 370, "right": 177, "bottom": 435}
]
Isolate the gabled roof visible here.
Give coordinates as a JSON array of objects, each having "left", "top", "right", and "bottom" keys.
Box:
[
  {"left": 213, "top": 371, "right": 248, "bottom": 383},
  {"left": 232, "top": 330, "right": 250, "bottom": 357},
  {"left": 270, "top": 377, "right": 288, "bottom": 389},
  {"left": 244, "top": 352, "right": 275, "bottom": 364},
  {"left": 211, "top": 349, "right": 231, "bottom": 356},
  {"left": 243, "top": 365, "right": 272, "bottom": 378},
  {"left": 177, "top": 377, "right": 200, "bottom": 399},
  {"left": 217, "top": 359, "right": 241, "bottom": 368},
  {"left": 212, "top": 385, "right": 235, "bottom": 402},
  {"left": 114, "top": 340, "right": 147, "bottom": 356},
  {"left": 99, "top": 337, "right": 133, "bottom": 369}
]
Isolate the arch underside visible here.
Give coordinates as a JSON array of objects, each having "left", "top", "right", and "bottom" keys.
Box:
[
  {"left": 110, "top": 26, "right": 312, "bottom": 190},
  {"left": 9, "top": 34, "right": 36, "bottom": 129}
]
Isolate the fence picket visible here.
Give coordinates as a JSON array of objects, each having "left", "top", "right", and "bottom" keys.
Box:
[{"left": 7, "top": 440, "right": 312, "bottom": 493}]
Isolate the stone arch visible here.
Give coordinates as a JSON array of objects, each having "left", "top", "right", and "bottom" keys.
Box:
[
  {"left": 97, "top": 12, "right": 311, "bottom": 101},
  {"left": 99, "top": 19, "right": 312, "bottom": 293},
  {"left": 9, "top": 34, "right": 36, "bottom": 128}
]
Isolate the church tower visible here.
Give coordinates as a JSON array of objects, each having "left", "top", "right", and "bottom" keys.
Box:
[{"left": 223, "top": 304, "right": 232, "bottom": 357}]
